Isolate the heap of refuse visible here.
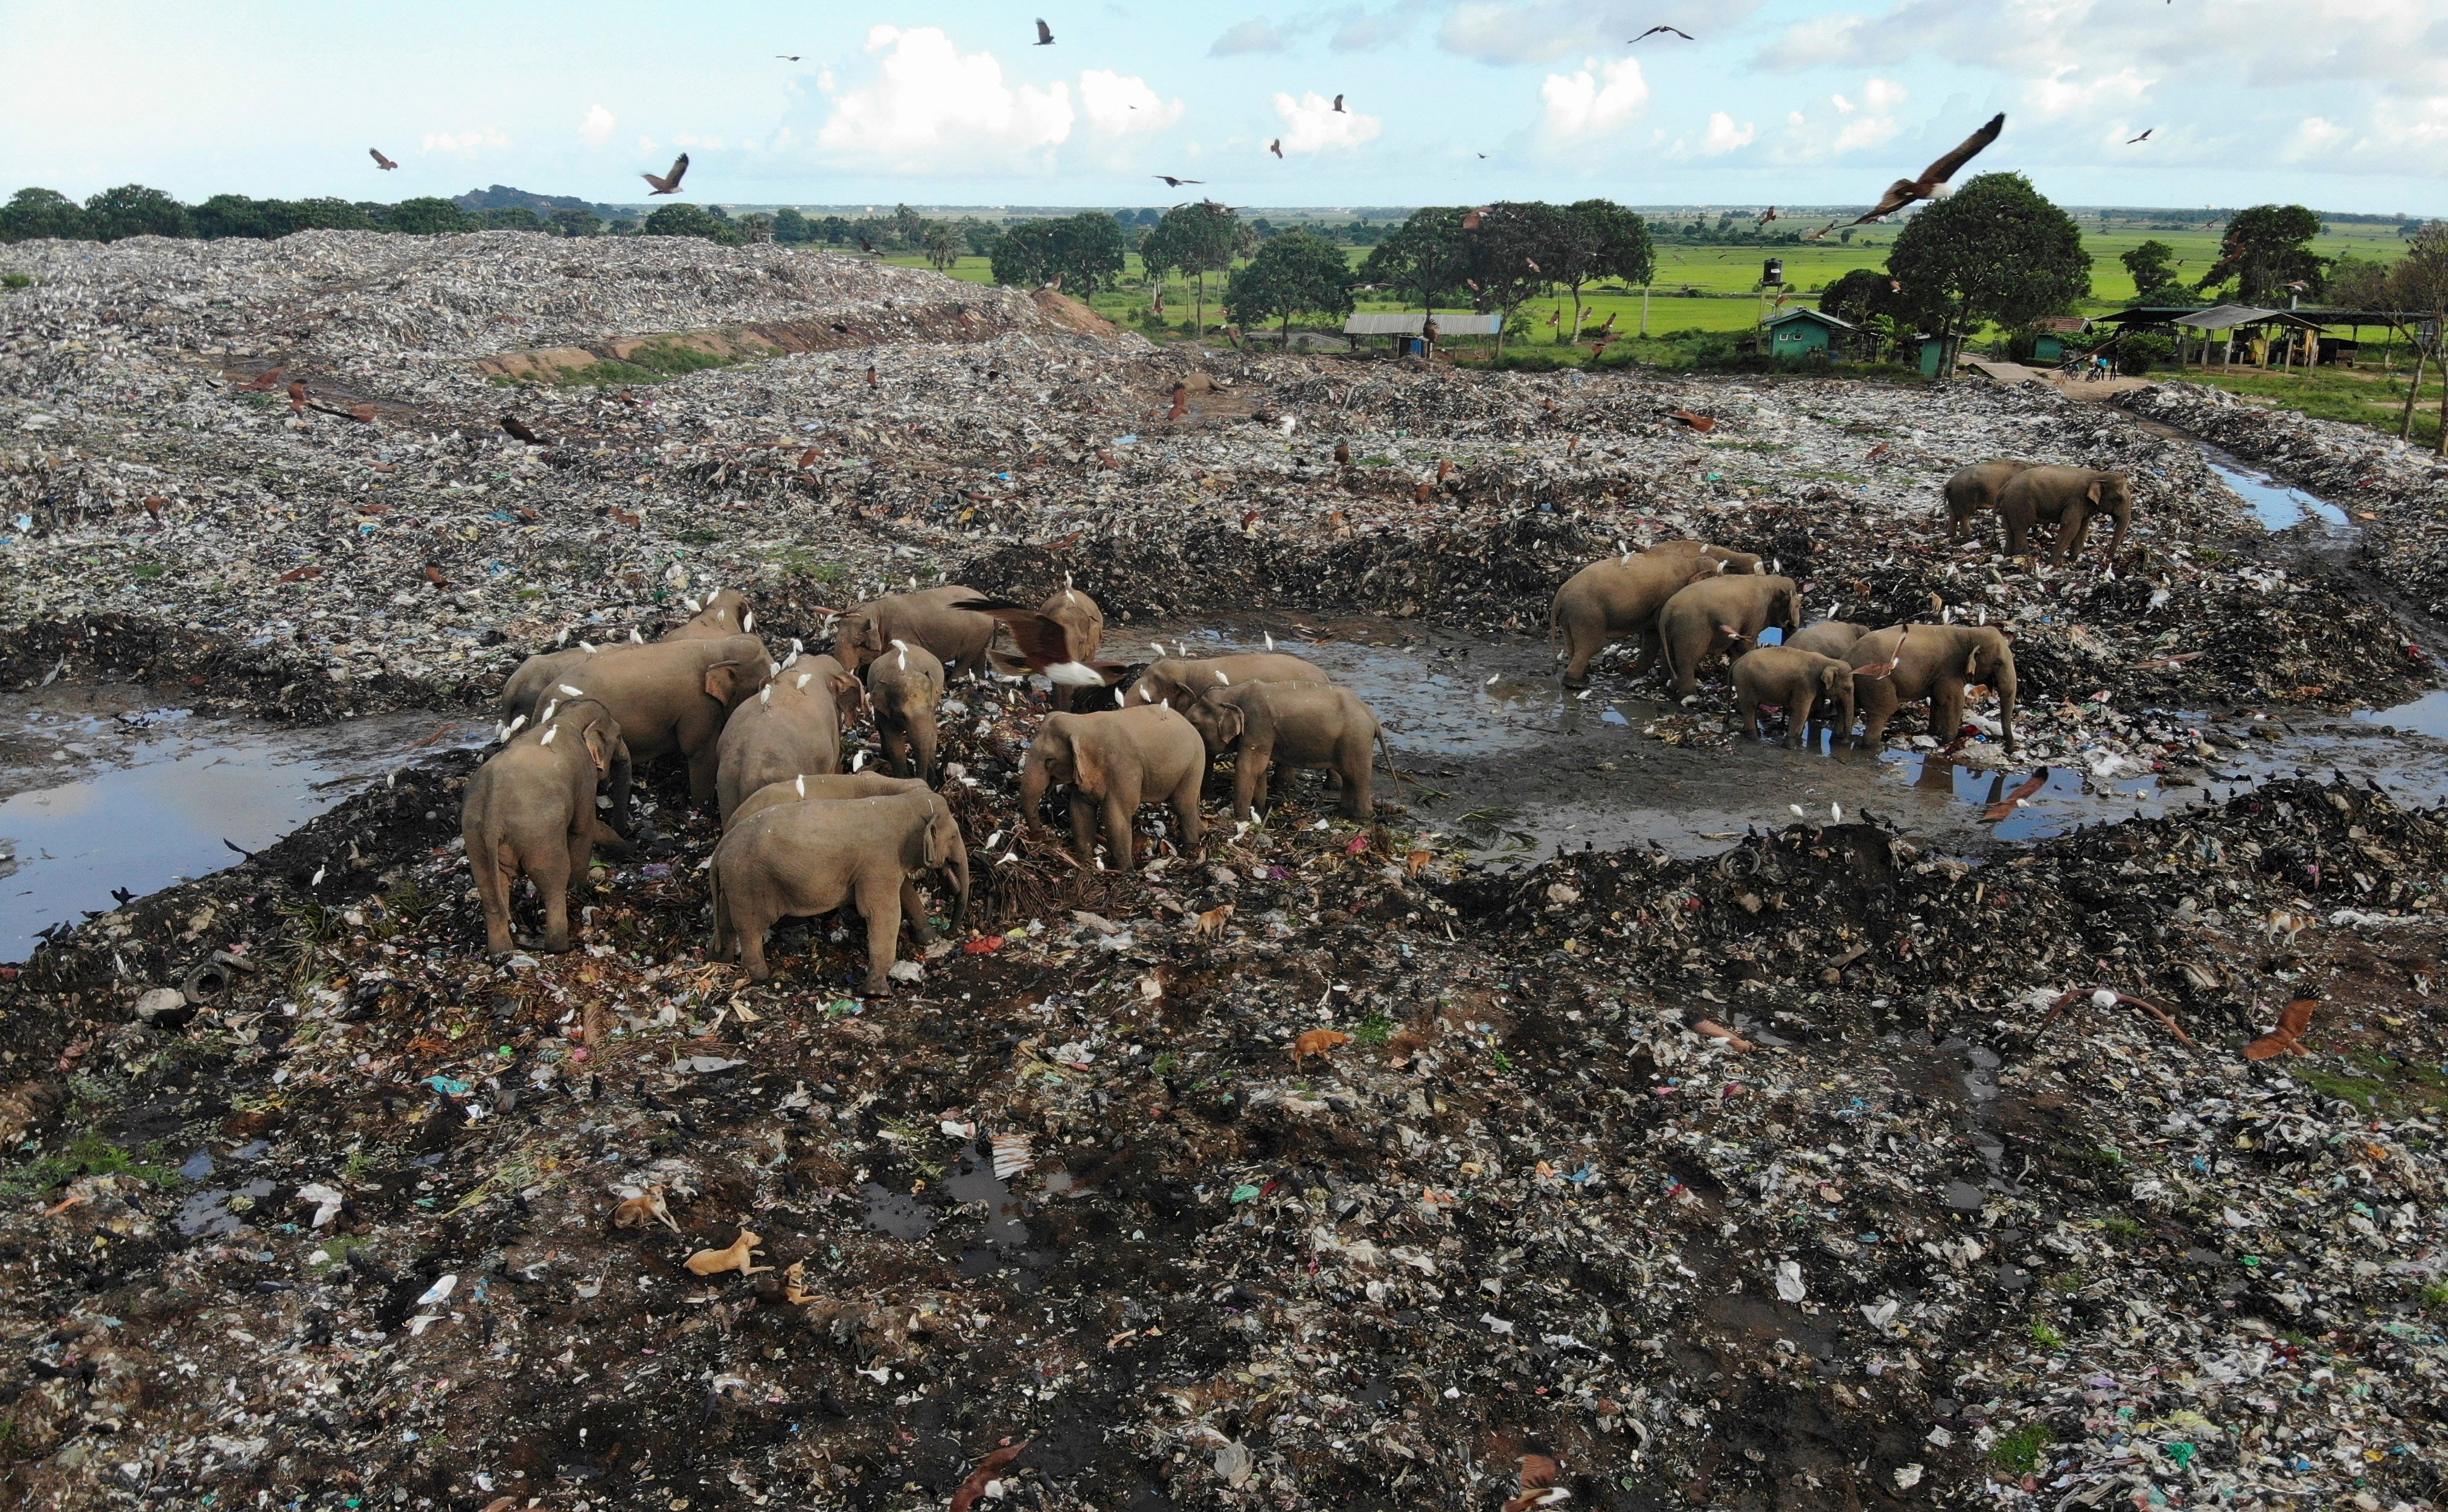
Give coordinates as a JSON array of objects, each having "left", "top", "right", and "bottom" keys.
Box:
[{"left": 0, "top": 232, "right": 2443, "bottom": 1511}]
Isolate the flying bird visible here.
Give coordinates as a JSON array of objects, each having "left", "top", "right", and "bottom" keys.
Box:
[
  {"left": 1269, "top": 138, "right": 1284, "bottom": 158},
  {"left": 1153, "top": 175, "right": 1203, "bottom": 188},
  {"left": 641, "top": 152, "right": 691, "bottom": 195},
  {"left": 1757, "top": 206, "right": 1778, "bottom": 223},
  {"left": 777, "top": 54, "right": 801, "bottom": 61},
  {"left": 2126, "top": 127, "right": 2153, "bottom": 144},
  {"left": 952, "top": 599, "right": 1125, "bottom": 686},
  {"left": 1034, "top": 18, "right": 1055, "bottom": 45},
  {"left": 500, "top": 414, "right": 545, "bottom": 445},
  {"left": 368, "top": 148, "right": 399, "bottom": 171},
  {"left": 1476, "top": 152, "right": 1490, "bottom": 159},
  {"left": 1333, "top": 94, "right": 1347, "bottom": 113},
  {"left": 1810, "top": 111, "right": 2005, "bottom": 237},
  {"left": 1632, "top": 25, "right": 1694, "bottom": 42}
]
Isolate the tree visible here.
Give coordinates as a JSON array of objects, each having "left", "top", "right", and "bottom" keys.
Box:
[
  {"left": 1359, "top": 207, "right": 1469, "bottom": 316},
  {"left": 1886, "top": 173, "right": 2089, "bottom": 376},
  {"left": 2196, "top": 204, "right": 2327, "bottom": 304},
  {"left": 737, "top": 214, "right": 777, "bottom": 244},
  {"left": 1458, "top": 201, "right": 1566, "bottom": 356},
  {"left": 290, "top": 197, "right": 373, "bottom": 232},
  {"left": 1224, "top": 231, "right": 1357, "bottom": 342},
  {"left": 390, "top": 197, "right": 481, "bottom": 234},
  {"left": 0, "top": 188, "right": 91, "bottom": 242},
  {"left": 193, "top": 194, "right": 287, "bottom": 240},
  {"left": 2121, "top": 239, "right": 2178, "bottom": 297},
  {"left": 1554, "top": 199, "right": 1655, "bottom": 342},
  {"left": 771, "top": 207, "right": 812, "bottom": 244},
  {"left": 1138, "top": 202, "right": 1241, "bottom": 334},
  {"left": 550, "top": 208, "right": 602, "bottom": 238},
  {"left": 990, "top": 212, "right": 1129, "bottom": 294},
  {"left": 641, "top": 203, "right": 742, "bottom": 245},
  {"left": 2386, "top": 222, "right": 2448, "bottom": 451},
  {"left": 484, "top": 206, "right": 546, "bottom": 232},
  {"left": 921, "top": 221, "right": 962, "bottom": 272},
  {"left": 82, "top": 184, "right": 192, "bottom": 241}
]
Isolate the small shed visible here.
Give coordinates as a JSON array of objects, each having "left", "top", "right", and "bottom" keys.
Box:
[
  {"left": 1916, "top": 336, "right": 1949, "bottom": 379},
  {"left": 1342, "top": 310, "right": 1503, "bottom": 356},
  {"left": 2172, "top": 304, "right": 2325, "bottom": 370},
  {"left": 2028, "top": 315, "right": 2091, "bottom": 364},
  {"left": 1761, "top": 307, "right": 1856, "bottom": 361}
]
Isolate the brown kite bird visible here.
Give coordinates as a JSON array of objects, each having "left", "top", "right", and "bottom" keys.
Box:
[
  {"left": 368, "top": 148, "right": 399, "bottom": 171},
  {"left": 952, "top": 599, "right": 1125, "bottom": 687},
  {"left": 1034, "top": 18, "right": 1054, "bottom": 45},
  {"left": 1268, "top": 138, "right": 1284, "bottom": 158},
  {"left": 499, "top": 414, "right": 545, "bottom": 446},
  {"left": 1332, "top": 94, "right": 1346, "bottom": 112},
  {"left": 1811, "top": 111, "right": 2005, "bottom": 238},
  {"left": 641, "top": 152, "right": 691, "bottom": 195}
]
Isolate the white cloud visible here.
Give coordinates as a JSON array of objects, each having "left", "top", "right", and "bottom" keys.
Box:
[
  {"left": 579, "top": 104, "right": 615, "bottom": 146},
  {"left": 1831, "top": 93, "right": 1855, "bottom": 115},
  {"left": 421, "top": 126, "right": 510, "bottom": 156},
  {"left": 816, "top": 27, "right": 1074, "bottom": 170},
  {"left": 1864, "top": 77, "right": 1909, "bottom": 111},
  {"left": 673, "top": 133, "right": 726, "bottom": 150},
  {"left": 1210, "top": 19, "right": 1288, "bottom": 56},
  {"left": 2027, "top": 66, "right": 2155, "bottom": 120},
  {"left": 1540, "top": 57, "right": 1651, "bottom": 139},
  {"left": 1702, "top": 112, "right": 1756, "bottom": 155},
  {"left": 1080, "top": 69, "right": 1183, "bottom": 135},
  {"left": 1270, "top": 91, "right": 1383, "bottom": 153}
]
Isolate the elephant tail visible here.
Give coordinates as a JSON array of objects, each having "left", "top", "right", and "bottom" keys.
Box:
[
  {"left": 1658, "top": 620, "right": 1684, "bottom": 690},
  {"left": 1374, "top": 725, "right": 1409, "bottom": 792},
  {"left": 707, "top": 857, "right": 732, "bottom": 959}
]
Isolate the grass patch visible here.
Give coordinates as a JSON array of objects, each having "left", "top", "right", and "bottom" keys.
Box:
[
  {"left": 554, "top": 338, "right": 772, "bottom": 388},
  {"left": 2290, "top": 1051, "right": 2448, "bottom": 1118},
  {"left": 0, "top": 1130, "right": 187, "bottom": 1202},
  {"left": 1354, "top": 1008, "right": 1396, "bottom": 1046},
  {"left": 1990, "top": 1422, "right": 2055, "bottom": 1474},
  {"left": 2177, "top": 363, "right": 2443, "bottom": 448},
  {"left": 2030, "top": 1319, "right": 2067, "bottom": 1350},
  {"left": 772, "top": 548, "right": 849, "bottom": 586},
  {"left": 1, "top": 273, "right": 32, "bottom": 292},
  {"left": 130, "top": 562, "right": 167, "bottom": 580},
  {"left": 2101, "top": 1214, "right": 2144, "bottom": 1238}
]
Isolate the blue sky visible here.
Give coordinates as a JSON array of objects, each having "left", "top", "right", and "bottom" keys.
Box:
[{"left": 4, "top": 1, "right": 2444, "bottom": 214}]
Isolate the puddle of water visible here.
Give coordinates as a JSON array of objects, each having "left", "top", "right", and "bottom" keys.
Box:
[
  {"left": 2200, "top": 449, "right": 2351, "bottom": 532},
  {"left": 0, "top": 690, "right": 481, "bottom": 961},
  {"left": 1150, "top": 615, "right": 2448, "bottom": 864},
  {"left": 940, "top": 1141, "right": 1030, "bottom": 1248},
  {"left": 173, "top": 1177, "right": 275, "bottom": 1238},
  {"left": 860, "top": 1182, "right": 935, "bottom": 1240},
  {"left": 2355, "top": 689, "right": 2448, "bottom": 741}
]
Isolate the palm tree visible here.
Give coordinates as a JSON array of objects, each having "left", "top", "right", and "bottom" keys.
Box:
[{"left": 923, "top": 222, "right": 961, "bottom": 273}]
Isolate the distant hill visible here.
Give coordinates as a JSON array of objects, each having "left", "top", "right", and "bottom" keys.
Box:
[{"left": 453, "top": 185, "right": 623, "bottom": 219}]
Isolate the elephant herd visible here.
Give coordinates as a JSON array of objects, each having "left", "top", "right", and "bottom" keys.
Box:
[
  {"left": 461, "top": 583, "right": 1390, "bottom": 995},
  {"left": 458, "top": 457, "right": 2118, "bottom": 991}
]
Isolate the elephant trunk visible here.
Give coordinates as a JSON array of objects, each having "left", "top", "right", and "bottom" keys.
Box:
[
  {"left": 1018, "top": 751, "right": 1051, "bottom": 834},
  {"left": 944, "top": 832, "right": 970, "bottom": 928}
]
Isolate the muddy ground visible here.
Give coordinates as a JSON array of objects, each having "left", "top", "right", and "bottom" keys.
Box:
[{"left": 1, "top": 233, "right": 2445, "bottom": 1512}]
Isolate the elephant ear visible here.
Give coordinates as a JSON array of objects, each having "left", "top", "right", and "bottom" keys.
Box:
[
  {"left": 920, "top": 804, "right": 949, "bottom": 870},
  {"left": 1822, "top": 664, "right": 1847, "bottom": 694},
  {"left": 829, "top": 670, "right": 864, "bottom": 707},
  {"left": 2086, "top": 478, "right": 2104, "bottom": 505},
  {"left": 582, "top": 719, "right": 614, "bottom": 775},
  {"left": 1068, "top": 720, "right": 1110, "bottom": 794},
  {"left": 703, "top": 661, "right": 741, "bottom": 703},
  {"left": 1682, "top": 563, "right": 1720, "bottom": 586},
  {"left": 1205, "top": 694, "right": 1248, "bottom": 744}
]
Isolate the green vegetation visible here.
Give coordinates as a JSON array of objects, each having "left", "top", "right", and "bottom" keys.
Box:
[
  {"left": 2030, "top": 1319, "right": 2068, "bottom": 1350},
  {"left": 0, "top": 272, "right": 30, "bottom": 290},
  {"left": 1990, "top": 1422, "right": 2055, "bottom": 1473},
  {"left": 0, "top": 1130, "right": 187, "bottom": 1202},
  {"left": 2199, "top": 204, "right": 2328, "bottom": 303},
  {"left": 557, "top": 338, "right": 768, "bottom": 388},
  {"left": 2288, "top": 1050, "right": 2448, "bottom": 1117},
  {"left": 1354, "top": 1008, "right": 1396, "bottom": 1046},
  {"left": 2420, "top": 1281, "right": 2448, "bottom": 1312},
  {"left": 1225, "top": 229, "right": 1357, "bottom": 340},
  {"left": 1889, "top": 174, "right": 2092, "bottom": 366},
  {"left": 990, "top": 210, "right": 1127, "bottom": 293}
]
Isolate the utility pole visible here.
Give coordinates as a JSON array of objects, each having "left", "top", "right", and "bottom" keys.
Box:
[{"left": 1640, "top": 282, "right": 1650, "bottom": 337}]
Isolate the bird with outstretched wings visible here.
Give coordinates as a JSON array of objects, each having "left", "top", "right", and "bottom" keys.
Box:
[
  {"left": 641, "top": 153, "right": 690, "bottom": 195},
  {"left": 1268, "top": 138, "right": 1283, "bottom": 158},
  {"left": 1809, "top": 112, "right": 2004, "bottom": 238},
  {"left": 369, "top": 148, "right": 399, "bottom": 170},
  {"left": 1632, "top": 24, "right": 1693, "bottom": 42},
  {"left": 2127, "top": 127, "right": 2153, "bottom": 144},
  {"left": 1034, "top": 18, "right": 1054, "bottom": 45},
  {"left": 2245, "top": 998, "right": 2319, "bottom": 1060},
  {"left": 1153, "top": 175, "right": 1202, "bottom": 188},
  {"left": 500, "top": 415, "right": 545, "bottom": 446},
  {"left": 952, "top": 600, "right": 1125, "bottom": 687}
]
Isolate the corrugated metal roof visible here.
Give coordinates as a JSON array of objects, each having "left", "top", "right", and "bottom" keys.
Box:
[
  {"left": 1341, "top": 312, "right": 1506, "bottom": 336},
  {"left": 2173, "top": 304, "right": 2287, "bottom": 331},
  {"left": 1762, "top": 307, "right": 1857, "bottom": 331}
]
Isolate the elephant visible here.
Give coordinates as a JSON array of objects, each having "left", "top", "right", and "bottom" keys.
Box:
[
  {"left": 1996, "top": 466, "right": 2135, "bottom": 563},
  {"left": 1656, "top": 574, "right": 1804, "bottom": 697},
  {"left": 731, "top": 773, "right": 970, "bottom": 933},
  {"left": 499, "top": 633, "right": 773, "bottom": 828},
  {"left": 1846, "top": 622, "right": 2019, "bottom": 752},
  {"left": 1177, "top": 681, "right": 1390, "bottom": 819},
  {"left": 1551, "top": 549, "right": 1751, "bottom": 688},
  {"left": 1941, "top": 460, "right": 2037, "bottom": 543},
  {"left": 1642, "top": 540, "right": 1767, "bottom": 574},
  {"left": 1019, "top": 581, "right": 1106, "bottom": 711},
  {"left": 460, "top": 698, "right": 629, "bottom": 956},
  {"left": 864, "top": 638, "right": 946, "bottom": 781},
  {"left": 663, "top": 587, "right": 755, "bottom": 641},
  {"left": 1124, "top": 653, "right": 1330, "bottom": 712},
  {"left": 831, "top": 586, "right": 996, "bottom": 679},
  {"left": 1731, "top": 647, "right": 1857, "bottom": 750},
  {"left": 709, "top": 789, "right": 960, "bottom": 990},
  {"left": 1019, "top": 703, "right": 1206, "bottom": 870},
  {"left": 1786, "top": 620, "right": 1871, "bottom": 659},
  {"left": 714, "top": 655, "right": 863, "bottom": 825}
]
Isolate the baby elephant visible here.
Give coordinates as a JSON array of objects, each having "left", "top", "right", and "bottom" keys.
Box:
[
  {"left": 1996, "top": 466, "right": 2134, "bottom": 563},
  {"left": 1020, "top": 703, "right": 1205, "bottom": 870},
  {"left": 1180, "top": 681, "right": 1389, "bottom": 819},
  {"left": 714, "top": 655, "right": 862, "bottom": 825},
  {"left": 1126, "top": 653, "right": 1328, "bottom": 711},
  {"left": 865, "top": 639, "right": 946, "bottom": 781},
  {"left": 662, "top": 587, "right": 755, "bottom": 641},
  {"left": 1731, "top": 647, "right": 1857, "bottom": 750},
  {"left": 710, "top": 789, "right": 960, "bottom": 990},
  {"left": 461, "top": 698, "right": 629, "bottom": 956}
]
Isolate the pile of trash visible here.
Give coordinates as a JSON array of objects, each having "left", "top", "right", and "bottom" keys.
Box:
[{"left": 2, "top": 233, "right": 2445, "bottom": 1510}]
